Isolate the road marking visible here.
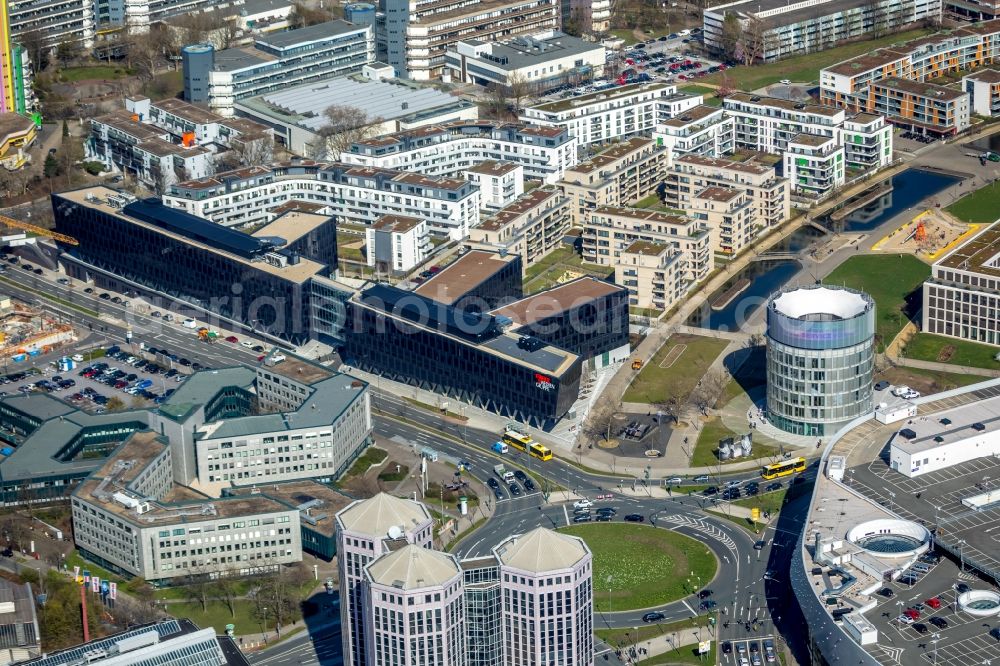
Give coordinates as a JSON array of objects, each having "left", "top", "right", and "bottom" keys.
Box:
[
  {"left": 682, "top": 600, "right": 696, "bottom": 615},
  {"left": 563, "top": 505, "right": 570, "bottom": 526}
]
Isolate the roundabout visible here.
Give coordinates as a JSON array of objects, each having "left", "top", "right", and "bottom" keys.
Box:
[{"left": 560, "top": 523, "right": 718, "bottom": 612}]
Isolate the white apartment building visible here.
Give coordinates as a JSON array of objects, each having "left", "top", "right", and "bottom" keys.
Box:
[
  {"left": 724, "top": 92, "right": 846, "bottom": 154},
  {"left": 922, "top": 223, "right": 1000, "bottom": 347},
  {"left": 559, "top": 137, "right": 670, "bottom": 225},
  {"left": 615, "top": 240, "right": 689, "bottom": 312},
  {"left": 381, "top": 0, "right": 559, "bottom": 80},
  {"left": 690, "top": 185, "right": 756, "bottom": 256},
  {"left": 520, "top": 82, "right": 700, "bottom": 146},
  {"left": 363, "top": 546, "right": 467, "bottom": 666},
  {"left": 466, "top": 161, "right": 524, "bottom": 210},
  {"left": 71, "top": 431, "right": 304, "bottom": 582},
  {"left": 963, "top": 68, "right": 1000, "bottom": 116},
  {"left": 783, "top": 133, "right": 845, "bottom": 198},
  {"left": 666, "top": 154, "right": 790, "bottom": 231},
  {"left": 164, "top": 161, "right": 480, "bottom": 239},
  {"left": 494, "top": 528, "right": 593, "bottom": 666},
  {"left": 185, "top": 20, "right": 375, "bottom": 117},
  {"left": 86, "top": 111, "right": 215, "bottom": 192},
  {"left": 820, "top": 21, "right": 1000, "bottom": 112},
  {"left": 653, "top": 104, "right": 734, "bottom": 158},
  {"left": 366, "top": 215, "right": 431, "bottom": 273},
  {"left": 445, "top": 31, "right": 606, "bottom": 91},
  {"left": 466, "top": 187, "right": 571, "bottom": 275},
  {"left": 88, "top": 96, "right": 271, "bottom": 191},
  {"left": 336, "top": 494, "right": 435, "bottom": 666},
  {"left": 840, "top": 113, "right": 894, "bottom": 171},
  {"left": 582, "top": 206, "right": 713, "bottom": 288},
  {"left": 342, "top": 121, "right": 577, "bottom": 185},
  {"left": 6, "top": 0, "right": 95, "bottom": 48},
  {"left": 703, "top": 0, "right": 940, "bottom": 63}
]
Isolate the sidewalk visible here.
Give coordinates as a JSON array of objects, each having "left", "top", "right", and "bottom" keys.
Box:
[{"left": 620, "top": 626, "right": 717, "bottom": 665}]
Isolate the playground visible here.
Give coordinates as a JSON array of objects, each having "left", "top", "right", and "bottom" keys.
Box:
[{"left": 872, "top": 208, "right": 976, "bottom": 260}]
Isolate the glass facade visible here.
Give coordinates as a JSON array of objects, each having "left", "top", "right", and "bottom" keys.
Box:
[
  {"left": 766, "top": 287, "right": 875, "bottom": 437},
  {"left": 346, "top": 287, "right": 582, "bottom": 429},
  {"left": 464, "top": 561, "right": 502, "bottom": 666},
  {"left": 511, "top": 288, "right": 629, "bottom": 361},
  {"left": 52, "top": 194, "right": 320, "bottom": 344}
]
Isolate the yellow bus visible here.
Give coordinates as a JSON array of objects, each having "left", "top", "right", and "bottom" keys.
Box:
[
  {"left": 502, "top": 427, "right": 553, "bottom": 461},
  {"left": 761, "top": 457, "right": 806, "bottom": 480}
]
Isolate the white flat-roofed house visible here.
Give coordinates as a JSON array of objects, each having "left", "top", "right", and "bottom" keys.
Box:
[
  {"left": 889, "top": 410, "right": 1000, "bottom": 477},
  {"left": 465, "top": 161, "right": 525, "bottom": 210}
]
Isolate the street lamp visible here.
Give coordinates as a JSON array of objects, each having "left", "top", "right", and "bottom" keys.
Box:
[
  {"left": 958, "top": 539, "right": 966, "bottom": 572},
  {"left": 887, "top": 491, "right": 896, "bottom": 515},
  {"left": 931, "top": 633, "right": 939, "bottom": 666}
]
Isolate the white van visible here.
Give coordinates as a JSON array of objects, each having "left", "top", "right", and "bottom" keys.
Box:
[{"left": 679, "top": 29, "right": 691, "bottom": 36}]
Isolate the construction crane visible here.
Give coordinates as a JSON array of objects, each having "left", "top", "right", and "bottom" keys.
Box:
[{"left": 0, "top": 213, "right": 78, "bottom": 245}]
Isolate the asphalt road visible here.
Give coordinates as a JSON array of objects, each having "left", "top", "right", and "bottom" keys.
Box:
[{"left": 0, "top": 263, "right": 805, "bottom": 663}]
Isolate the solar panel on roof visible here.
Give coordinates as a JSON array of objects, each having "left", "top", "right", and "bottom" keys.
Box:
[{"left": 123, "top": 199, "right": 274, "bottom": 258}]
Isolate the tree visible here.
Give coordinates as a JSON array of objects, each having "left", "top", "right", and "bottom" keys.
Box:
[
  {"left": 690, "top": 368, "right": 729, "bottom": 415},
  {"left": 740, "top": 17, "right": 770, "bottom": 66},
  {"left": 747, "top": 332, "right": 764, "bottom": 348},
  {"left": 62, "top": 120, "right": 69, "bottom": 138},
  {"left": 227, "top": 133, "right": 274, "bottom": 168},
  {"left": 55, "top": 40, "right": 80, "bottom": 67},
  {"left": 563, "top": 7, "right": 585, "bottom": 36},
  {"left": 43, "top": 153, "right": 60, "bottom": 180},
  {"left": 314, "top": 105, "right": 384, "bottom": 159},
  {"left": 105, "top": 395, "right": 125, "bottom": 411},
  {"left": 506, "top": 72, "right": 531, "bottom": 116},
  {"left": 184, "top": 570, "right": 214, "bottom": 612},
  {"left": 59, "top": 135, "right": 85, "bottom": 186},
  {"left": 287, "top": 2, "right": 336, "bottom": 28},
  {"left": 213, "top": 570, "right": 243, "bottom": 619},
  {"left": 0, "top": 168, "right": 31, "bottom": 201},
  {"left": 18, "top": 30, "right": 48, "bottom": 72},
  {"left": 720, "top": 13, "right": 742, "bottom": 61}
]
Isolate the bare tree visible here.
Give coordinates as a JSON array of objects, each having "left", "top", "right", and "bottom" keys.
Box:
[
  {"left": 314, "top": 105, "right": 384, "bottom": 159},
  {"left": 740, "top": 17, "right": 771, "bottom": 66},
  {"left": 506, "top": 72, "right": 531, "bottom": 116},
  {"left": 483, "top": 84, "right": 511, "bottom": 120},
  {"left": 184, "top": 570, "right": 214, "bottom": 612},
  {"left": 720, "top": 13, "right": 742, "bottom": 61},
  {"left": 213, "top": 569, "right": 243, "bottom": 619},
  {"left": 0, "top": 168, "right": 31, "bottom": 200},
  {"left": 18, "top": 31, "right": 48, "bottom": 71},
  {"left": 746, "top": 332, "right": 765, "bottom": 348},
  {"left": 287, "top": 2, "right": 336, "bottom": 28},
  {"left": 227, "top": 133, "right": 274, "bottom": 168},
  {"left": 690, "top": 368, "right": 729, "bottom": 415}
]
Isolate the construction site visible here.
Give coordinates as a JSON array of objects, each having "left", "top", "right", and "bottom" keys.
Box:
[{"left": 0, "top": 298, "right": 77, "bottom": 365}]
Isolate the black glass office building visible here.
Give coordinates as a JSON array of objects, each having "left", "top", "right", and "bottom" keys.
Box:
[
  {"left": 492, "top": 278, "right": 630, "bottom": 364},
  {"left": 52, "top": 188, "right": 329, "bottom": 345},
  {"left": 345, "top": 284, "right": 581, "bottom": 429}
]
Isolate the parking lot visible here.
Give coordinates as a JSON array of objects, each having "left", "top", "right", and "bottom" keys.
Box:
[
  {"left": 534, "top": 29, "right": 726, "bottom": 104},
  {"left": 0, "top": 343, "right": 190, "bottom": 414},
  {"left": 860, "top": 555, "right": 1000, "bottom": 666},
  {"left": 721, "top": 637, "right": 780, "bottom": 666}
]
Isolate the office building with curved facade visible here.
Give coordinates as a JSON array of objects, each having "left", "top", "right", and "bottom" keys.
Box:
[{"left": 766, "top": 285, "right": 875, "bottom": 437}]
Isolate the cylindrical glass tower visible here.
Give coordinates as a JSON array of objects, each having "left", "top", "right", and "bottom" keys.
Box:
[{"left": 766, "top": 285, "right": 875, "bottom": 437}]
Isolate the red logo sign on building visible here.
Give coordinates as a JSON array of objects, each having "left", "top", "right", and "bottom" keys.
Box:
[{"left": 534, "top": 373, "right": 554, "bottom": 391}]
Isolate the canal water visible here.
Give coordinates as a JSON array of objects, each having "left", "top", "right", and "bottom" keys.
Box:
[
  {"left": 818, "top": 169, "right": 962, "bottom": 233},
  {"left": 686, "top": 259, "right": 802, "bottom": 331}
]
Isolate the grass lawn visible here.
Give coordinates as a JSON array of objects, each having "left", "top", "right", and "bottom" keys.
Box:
[
  {"left": 702, "top": 28, "right": 933, "bottom": 90},
  {"left": 59, "top": 65, "right": 133, "bottom": 82},
  {"left": 823, "top": 254, "right": 930, "bottom": 350},
  {"left": 596, "top": 616, "right": 706, "bottom": 648},
  {"left": 903, "top": 333, "right": 1000, "bottom": 370},
  {"left": 691, "top": 418, "right": 781, "bottom": 467},
  {"left": 641, "top": 643, "right": 716, "bottom": 666},
  {"left": 165, "top": 599, "right": 266, "bottom": 635},
  {"left": 341, "top": 446, "right": 387, "bottom": 480},
  {"left": 877, "top": 366, "right": 983, "bottom": 393},
  {"left": 64, "top": 551, "right": 125, "bottom": 584},
  {"left": 946, "top": 181, "right": 1000, "bottom": 223},
  {"left": 523, "top": 245, "right": 612, "bottom": 294},
  {"left": 623, "top": 334, "right": 729, "bottom": 404},
  {"left": 679, "top": 84, "right": 722, "bottom": 106},
  {"left": 560, "top": 524, "right": 717, "bottom": 612},
  {"left": 716, "top": 348, "right": 766, "bottom": 409}
]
